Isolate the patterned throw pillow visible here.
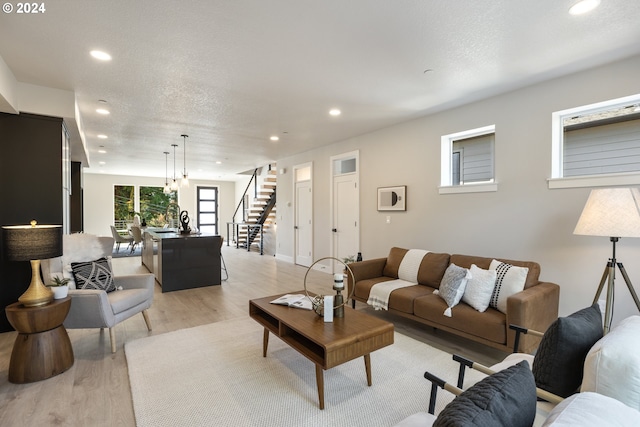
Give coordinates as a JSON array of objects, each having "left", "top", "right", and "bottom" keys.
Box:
[
  {"left": 70, "top": 257, "right": 116, "bottom": 293},
  {"left": 434, "top": 263, "right": 471, "bottom": 317},
  {"left": 489, "top": 260, "right": 528, "bottom": 314}
]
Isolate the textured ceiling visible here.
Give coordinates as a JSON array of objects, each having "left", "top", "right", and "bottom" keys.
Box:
[{"left": 1, "top": 0, "right": 640, "bottom": 180}]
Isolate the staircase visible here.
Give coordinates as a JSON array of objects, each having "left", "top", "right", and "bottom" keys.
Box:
[{"left": 236, "top": 168, "right": 277, "bottom": 254}]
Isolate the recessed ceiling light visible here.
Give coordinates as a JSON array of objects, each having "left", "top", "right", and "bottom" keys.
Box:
[
  {"left": 329, "top": 109, "right": 341, "bottom": 116},
  {"left": 97, "top": 134, "right": 108, "bottom": 139},
  {"left": 216, "top": 161, "right": 222, "bottom": 165},
  {"left": 98, "top": 149, "right": 107, "bottom": 154},
  {"left": 98, "top": 161, "right": 106, "bottom": 165},
  {"left": 90, "top": 50, "right": 112, "bottom": 61},
  {"left": 270, "top": 136, "right": 279, "bottom": 141},
  {"left": 569, "top": 0, "right": 600, "bottom": 15},
  {"left": 96, "top": 108, "right": 110, "bottom": 115}
]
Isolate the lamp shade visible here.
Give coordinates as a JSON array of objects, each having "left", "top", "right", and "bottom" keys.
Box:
[
  {"left": 574, "top": 188, "right": 640, "bottom": 238},
  {"left": 2, "top": 223, "right": 63, "bottom": 261}
]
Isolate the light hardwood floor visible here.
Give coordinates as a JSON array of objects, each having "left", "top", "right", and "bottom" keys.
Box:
[{"left": 0, "top": 246, "right": 508, "bottom": 426}]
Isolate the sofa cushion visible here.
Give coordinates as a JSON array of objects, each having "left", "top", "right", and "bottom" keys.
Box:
[
  {"left": 71, "top": 257, "right": 116, "bottom": 293},
  {"left": 532, "top": 303, "right": 603, "bottom": 397},
  {"left": 581, "top": 315, "right": 640, "bottom": 411},
  {"left": 450, "top": 255, "right": 541, "bottom": 289},
  {"left": 542, "top": 392, "right": 640, "bottom": 427},
  {"left": 387, "top": 285, "right": 437, "bottom": 314},
  {"left": 416, "top": 252, "right": 451, "bottom": 288},
  {"left": 433, "top": 361, "right": 536, "bottom": 427},
  {"left": 383, "top": 247, "right": 408, "bottom": 278},
  {"left": 354, "top": 277, "right": 396, "bottom": 300},
  {"left": 489, "top": 260, "right": 528, "bottom": 314},
  {"left": 434, "top": 263, "right": 471, "bottom": 317},
  {"left": 414, "top": 294, "right": 506, "bottom": 344},
  {"left": 462, "top": 264, "right": 497, "bottom": 312}
]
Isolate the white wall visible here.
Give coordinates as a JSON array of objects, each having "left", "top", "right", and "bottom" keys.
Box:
[
  {"left": 83, "top": 173, "right": 236, "bottom": 237},
  {"left": 276, "top": 54, "right": 640, "bottom": 324}
]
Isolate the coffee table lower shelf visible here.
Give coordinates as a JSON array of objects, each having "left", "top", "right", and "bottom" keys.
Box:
[{"left": 249, "top": 293, "right": 394, "bottom": 409}]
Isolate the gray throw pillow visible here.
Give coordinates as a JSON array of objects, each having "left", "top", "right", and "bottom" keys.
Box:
[
  {"left": 435, "top": 263, "right": 471, "bottom": 317},
  {"left": 532, "top": 303, "right": 603, "bottom": 397},
  {"left": 70, "top": 257, "right": 116, "bottom": 293},
  {"left": 434, "top": 361, "right": 536, "bottom": 427}
]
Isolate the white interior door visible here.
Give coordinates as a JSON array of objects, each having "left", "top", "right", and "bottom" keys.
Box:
[
  {"left": 331, "top": 152, "right": 359, "bottom": 273},
  {"left": 295, "top": 179, "right": 313, "bottom": 267}
]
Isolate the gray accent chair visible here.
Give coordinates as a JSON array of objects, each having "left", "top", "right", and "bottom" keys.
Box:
[{"left": 41, "top": 234, "right": 154, "bottom": 353}]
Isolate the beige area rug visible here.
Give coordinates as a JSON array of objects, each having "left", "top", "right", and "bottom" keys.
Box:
[{"left": 125, "top": 317, "right": 484, "bottom": 427}]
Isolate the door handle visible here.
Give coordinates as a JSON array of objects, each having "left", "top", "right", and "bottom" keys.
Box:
[
  {"left": 332, "top": 228, "right": 337, "bottom": 232},
  {"left": 294, "top": 226, "right": 299, "bottom": 229}
]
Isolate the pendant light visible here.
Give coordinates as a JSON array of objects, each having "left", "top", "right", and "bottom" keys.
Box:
[
  {"left": 163, "top": 151, "right": 171, "bottom": 194},
  {"left": 170, "top": 144, "right": 179, "bottom": 191},
  {"left": 181, "top": 134, "right": 189, "bottom": 187}
]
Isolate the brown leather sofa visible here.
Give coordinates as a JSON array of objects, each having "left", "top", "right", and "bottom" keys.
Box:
[{"left": 348, "top": 247, "right": 559, "bottom": 353}]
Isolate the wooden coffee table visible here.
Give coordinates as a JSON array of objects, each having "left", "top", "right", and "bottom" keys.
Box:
[{"left": 249, "top": 292, "right": 394, "bottom": 409}]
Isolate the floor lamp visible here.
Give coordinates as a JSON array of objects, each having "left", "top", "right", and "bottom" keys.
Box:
[{"left": 574, "top": 188, "right": 640, "bottom": 334}]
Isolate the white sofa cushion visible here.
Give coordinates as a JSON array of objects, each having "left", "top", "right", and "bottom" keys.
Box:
[
  {"left": 581, "top": 315, "right": 640, "bottom": 411},
  {"left": 542, "top": 392, "right": 640, "bottom": 426}
]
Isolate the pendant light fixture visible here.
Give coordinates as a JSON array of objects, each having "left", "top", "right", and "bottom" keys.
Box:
[
  {"left": 163, "top": 151, "right": 171, "bottom": 194},
  {"left": 181, "top": 134, "right": 189, "bottom": 187},
  {"left": 170, "top": 144, "right": 179, "bottom": 191}
]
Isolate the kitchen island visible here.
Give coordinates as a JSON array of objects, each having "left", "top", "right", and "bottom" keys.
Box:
[{"left": 142, "top": 229, "right": 221, "bottom": 292}]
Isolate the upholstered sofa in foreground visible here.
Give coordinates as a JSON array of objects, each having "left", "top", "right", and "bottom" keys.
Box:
[{"left": 348, "top": 247, "right": 559, "bottom": 353}]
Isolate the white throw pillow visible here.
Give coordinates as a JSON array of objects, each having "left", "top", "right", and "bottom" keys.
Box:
[
  {"left": 434, "top": 263, "right": 471, "bottom": 317},
  {"left": 489, "top": 260, "right": 528, "bottom": 314},
  {"left": 581, "top": 315, "right": 640, "bottom": 411},
  {"left": 542, "top": 392, "right": 640, "bottom": 427},
  {"left": 462, "top": 264, "right": 497, "bottom": 312}
]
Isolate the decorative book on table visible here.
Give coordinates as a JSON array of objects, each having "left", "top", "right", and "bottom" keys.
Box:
[{"left": 270, "top": 294, "right": 313, "bottom": 310}]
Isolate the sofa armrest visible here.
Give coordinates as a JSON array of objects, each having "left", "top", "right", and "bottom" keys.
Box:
[
  {"left": 114, "top": 273, "right": 155, "bottom": 291},
  {"left": 506, "top": 281, "right": 560, "bottom": 353},
  {"left": 347, "top": 257, "right": 387, "bottom": 295}
]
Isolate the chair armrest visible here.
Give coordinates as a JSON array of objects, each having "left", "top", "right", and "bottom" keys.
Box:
[
  {"left": 423, "top": 370, "right": 464, "bottom": 414},
  {"left": 506, "top": 281, "right": 559, "bottom": 353},
  {"left": 451, "top": 354, "right": 564, "bottom": 405},
  {"left": 509, "top": 324, "right": 545, "bottom": 353},
  {"left": 65, "top": 289, "right": 115, "bottom": 328},
  {"left": 347, "top": 257, "right": 387, "bottom": 295},
  {"left": 114, "top": 273, "right": 155, "bottom": 291}
]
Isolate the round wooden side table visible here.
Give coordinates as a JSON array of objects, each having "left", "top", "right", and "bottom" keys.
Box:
[{"left": 5, "top": 297, "right": 74, "bottom": 383}]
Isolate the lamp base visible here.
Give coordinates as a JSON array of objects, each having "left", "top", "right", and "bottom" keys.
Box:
[{"left": 18, "top": 260, "right": 53, "bottom": 308}]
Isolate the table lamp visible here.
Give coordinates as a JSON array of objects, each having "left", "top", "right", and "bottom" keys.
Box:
[
  {"left": 2, "top": 220, "right": 63, "bottom": 307},
  {"left": 574, "top": 188, "right": 640, "bottom": 333}
]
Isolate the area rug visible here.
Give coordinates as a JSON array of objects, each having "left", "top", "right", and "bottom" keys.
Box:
[{"left": 125, "top": 317, "right": 484, "bottom": 427}]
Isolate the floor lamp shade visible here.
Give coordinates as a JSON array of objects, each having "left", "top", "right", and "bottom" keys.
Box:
[
  {"left": 574, "top": 188, "right": 640, "bottom": 238},
  {"left": 2, "top": 222, "right": 63, "bottom": 307}
]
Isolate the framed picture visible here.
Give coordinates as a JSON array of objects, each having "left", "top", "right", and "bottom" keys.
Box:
[{"left": 377, "top": 186, "right": 406, "bottom": 211}]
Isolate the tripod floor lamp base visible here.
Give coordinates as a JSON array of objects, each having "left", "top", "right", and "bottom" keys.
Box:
[{"left": 592, "top": 239, "right": 640, "bottom": 334}]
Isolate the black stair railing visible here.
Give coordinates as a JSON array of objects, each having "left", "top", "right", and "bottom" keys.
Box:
[
  {"left": 232, "top": 168, "right": 258, "bottom": 224},
  {"left": 246, "top": 188, "right": 276, "bottom": 248}
]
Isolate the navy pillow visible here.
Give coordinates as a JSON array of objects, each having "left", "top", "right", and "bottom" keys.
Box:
[
  {"left": 434, "top": 361, "right": 536, "bottom": 427},
  {"left": 532, "top": 303, "right": 602, "bottom": 397}
]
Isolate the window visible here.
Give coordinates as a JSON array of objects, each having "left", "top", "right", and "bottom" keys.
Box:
[
  {"left": 114, "top": 185, "right": 135, "bottom": 230},
  {"left": 114, "top": 185, "right": 177, "bottom": 229},
  {"left": 440, "top": 125, "right": 497, "bottom": 194},
  {"left": 550, "top": 93, "right": 640, "bottom": 189},
  {"left": 197, "top": 186, "right": 218, "bottom": 234},
  {"left": 139, "top": 186, "right": 177, "bottom": 227}
]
